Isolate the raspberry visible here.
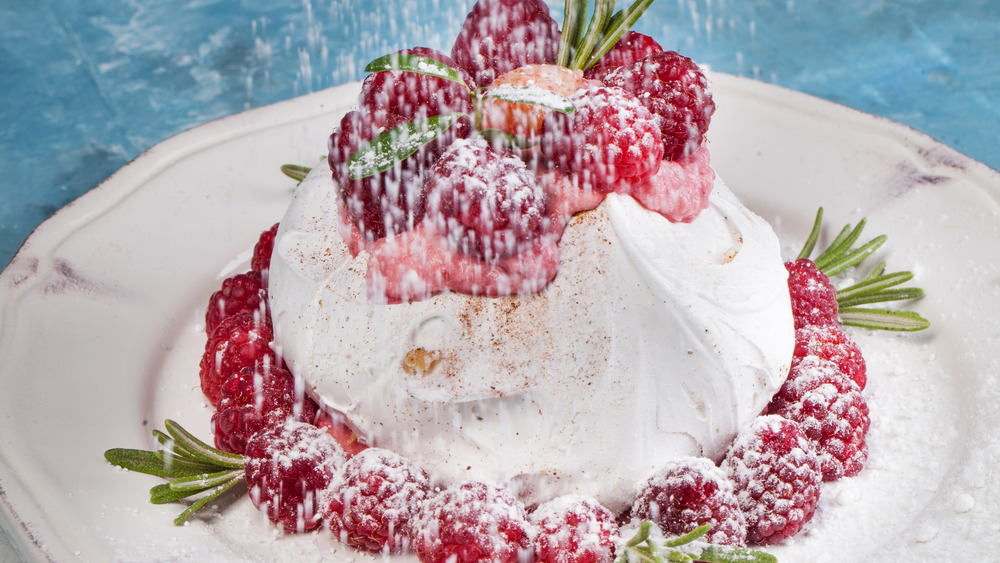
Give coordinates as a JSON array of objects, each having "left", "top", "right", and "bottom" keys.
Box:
[
  {"left": 423, "top": 137, "right": 547, "bottom": 262},
  {"left": 531, "top": 495, "right": 619, "bottom": 563},
  {"left": 785, "top": 258, "right": 840, "bottom": 329},
  {"left": 244, "top": 420, "right": 347, "bottom": 534},
  {"left": 211, "top": 365, "right": 318, "bottom": 455},
  {"left": 793, "top": 324, "right": 867, "bottom": 389},
  {"left": 315, "top": 410, "right": 369, "bottom": 457},
  {"left": 628, "top": 145, "right": 714, "bottom": 223},
  {"left": 584, "top": 31, "right": 663, "bottom": 81},
  {"left": 631, "top": 457, "right": 746, "bottom": 547},
  {"left": 329, "top": 110, "right": 426, "bottom": 242},
  {"left": 451, "top": 0, "right": 560, "bottom": 89},
  {"left": 721, "top": 415, "right": 822, "bottom": 545},
  {"left": 360, "top": 47, "right": 475, "bottom": 121},
  {"left": 329, "top": 109, "right": 470, "bottom": 243},
  {"left": 323, "top": 448, "right": 432, "bottom": 553},
  {"left": 767, "top": 356, "right": 870, "bottom": 481},
  {"left": 199, "top": 311, "right": 275, "bottom": 406},
  {"left": 251, "top": 223, "right": 278, "bottom": 273},
  {"left": 412, "top": 480, "right": 531, "bottom": 563},
  {"left": 603, "top": 51, "right": 715, "bottom": 162},
  {"left": 204, "top": 270, "right": 267, "bottom": 337},
  {"left": 540, "top": 86, "right": 664, "bottom": 193}
]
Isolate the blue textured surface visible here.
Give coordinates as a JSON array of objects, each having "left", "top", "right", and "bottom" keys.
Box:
[{"left": 1, "top": 0, "right": 998, "bottom": 272}]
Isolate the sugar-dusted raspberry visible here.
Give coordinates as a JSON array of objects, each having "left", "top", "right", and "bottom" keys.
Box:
[
  {"left": 531, "top": 495, "right": 619, "bottom": 563},
  {"left": 451, "top": 0, "right": 560, "bottom": 89},
  {"left": 793, "top": 324, "right": 867, "bottom": 389},
  {"left": 244, "top": 420, "right": 347, "bottom": 534},
  {"left": 632, "top": 457, "right": 746, "bottom": 547},
  {"left": 315, "top": 410, "right": 369, "bottom": 457},
  {"left": 584, "top": 31, "right": 663, "bottom": 81},
  {"left": 328, "top": 109, "right": 470, "bottom": 243},
  {"left": 540, "top": 86, "right": 663, "bottom": 193},
  {"left": 412, "top": 480, "right": 531, "bottom": 563},
  {"left": 785, "top": 258, "right": 840, "bottom": 329},
  {"left": 211, "top": 365, "right": 318, "bottom": 455},
  {"left": 767, "top": 356, "right": 870, "bottom": 481},
  {"left": 423, "top": 137, "right": 547, "bottom": 262},
  {"left": 251, "top": 223, "right": 278, "bottom": 273},
  {"left": 603, "top": 51, "right": 715, "bottom": 162},
  {"left": 628, "top": 144, "right": 714, "bottom": 223},
  {"left": 204, "top": 270, "right": 267, "bottom": 337},
  {"left": 199, "top": 311, "right": 275, "bottom": 406},
  {"left": 360, "top": 47, "right": 475, "bottom": 121},
  {"left": 722, "top": 415, "right": 822, "bottom": 545},
  {"left": 324, "top": 447, "right": 432, "bottom": 553}
]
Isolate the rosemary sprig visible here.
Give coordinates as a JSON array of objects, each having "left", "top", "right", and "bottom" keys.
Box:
[
  {"left": 104, "top": 420, "right": 246, "bottom": 525},
  {"left": 557, "top": 0, "right": 657, "bottom": 71},
  {"left": 280, "top": 164, "right": 312, "bottom": 182},
  {"left": 616, "top": 521, "right": 776, "bottom": 563},
  {"left": 798, "top": 208, "right": 929, "bottom": 332}
]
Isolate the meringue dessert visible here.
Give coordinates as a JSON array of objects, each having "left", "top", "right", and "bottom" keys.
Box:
[{"left": 268, "top": 160, "right": 794, "bottom": 512}]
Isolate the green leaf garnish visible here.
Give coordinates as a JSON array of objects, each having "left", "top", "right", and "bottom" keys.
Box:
[
  {"left": 798, "top": 207, "right": 930, "bottom": 331},
  {"left": 557, "top": 0, "right": 589, "bottom": 66},
  {"left": 616, "top": 521, "right": 777, "bottom": 563},
  {"left": 280, "top": 164, "right": 311, "bottom": 182},
  {"left": 838, "top": 307, "right": 931, "bottom": 332},
  {"left": 584, "top": 0, "right": 656, "bottom": 69},
  {"left": 483, "top": 85, "right": 576, "bottom": 114},
  {"left": 364, "top": 53, "right": 470, "bottom": 89},
  {"left": 558, "top": 0, "right": 657, "bottom": 71},
  {"left": 571, "top": 0, "right": 616, "bottom": 70},
  {"left": 346, "top": 112, "right": 465, "bottom": 180},
  {"left": 104, "top": 420, "right": 247, "bottom": 525}
]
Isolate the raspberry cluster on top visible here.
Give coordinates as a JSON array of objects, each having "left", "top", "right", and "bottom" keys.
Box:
[{"left": 327, "top": 0, "right": 717, "bottom": 303}]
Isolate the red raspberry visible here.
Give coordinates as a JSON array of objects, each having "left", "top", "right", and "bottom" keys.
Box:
[
  {"left": 204, "top": 271, "right": 267, "bottom": 337},
  {"left": 631, "top": 457, "right": 746, "bottom": 547},
  {"left": 251, "top": 223, "right": 278, "bottom": 273},
  {"left": 211, "top": 365, "right": 319, "bottom": 455},
  {"left": 315, "top": 410, "right": 369, "bottom": 457},
  {"left": 721, "top": 415, "right": 822, "bottom": 545},
  {"left": 785, "top": 258, "right": 840, "bottom": 329},
  {"left": 793, "top": 324, "right": 867, "bottom": 389},
  {"left": 329, "top": 109, "right": 470, "bottom": 242},
  {"left": 531, "top": 495, "right": 619, "bottom": 563},
  {"left": 323, "top": 448, "right": 432, "bottom": 553},
  {"left": 584, "top": 31, "right": 663, "bottom": 81},
  {"left": 603, "top": 51, "right": 715, "bottom": 162},
  {"left": 412, "top": 480, "right": 531, "bottom": 563},
  {"left": 244, "top": 420, "right": 347, "bottom": 534},
  {"left": 451, "top": 0, "right": 560, "bottom": 89},
  {"left": 767, "top": 356, "right": 870, "bottom": 481},
  {"left": 199, "top": 311, "right": 275, "bottom": 406},
  {"left": 540, "top": 86, "right": 664, "bottom": 193},
  {"left": 423, "top": 137, "right": 547, "bottom": 262},
  {"left": 361, "top": 47, "right": 474, "bottom": 120}
]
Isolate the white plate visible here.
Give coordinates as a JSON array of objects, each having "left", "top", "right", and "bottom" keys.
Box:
[{"left": 2, "top": 74, "right": 999, "bottom": 562}]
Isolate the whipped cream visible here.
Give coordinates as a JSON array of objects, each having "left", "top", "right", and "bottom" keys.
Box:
[{"left": 268, "top": 166, "right": 794, "bottom": 512}]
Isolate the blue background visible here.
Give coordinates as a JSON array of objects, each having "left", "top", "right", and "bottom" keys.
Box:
[{"left": 1, "top": 0, "right": 998, "bottom": 272}]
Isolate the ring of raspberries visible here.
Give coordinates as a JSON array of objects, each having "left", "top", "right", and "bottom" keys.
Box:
[
  {"left": 104, "top": 0, "right": 930, "bottom": 561},
  {"left": 107, "top": 210, "right": 874, "bottom": 560}
]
